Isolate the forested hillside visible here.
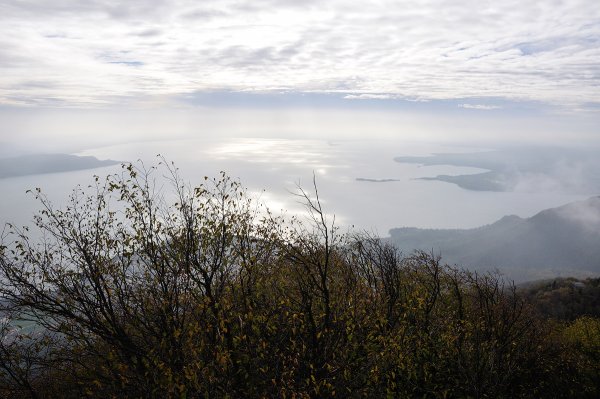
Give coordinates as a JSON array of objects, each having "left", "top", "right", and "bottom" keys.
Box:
[
  {"left": 389, "top": 197, "right": 600, "bottom": 282},
  {"left": 519, "top": 277, "right": 600, "bottom": 320}
]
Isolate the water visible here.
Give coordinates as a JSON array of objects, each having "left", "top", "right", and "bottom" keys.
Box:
[{"left": 0, "top": 138, "right": 588, "bottom": 236}]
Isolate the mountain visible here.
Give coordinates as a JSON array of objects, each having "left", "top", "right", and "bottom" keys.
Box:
[
  {"left": 0, "top": 153, "right": 120, "bottom": 179},
  {"left": 387, "top": 197, "right": 600, "bottom": 282}
]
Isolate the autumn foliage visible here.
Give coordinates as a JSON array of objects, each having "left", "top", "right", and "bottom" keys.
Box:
[{"left": 1, "top": 162, "right": 598, "bottom": 398}]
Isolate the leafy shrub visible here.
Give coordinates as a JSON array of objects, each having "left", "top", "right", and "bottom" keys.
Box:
[{"left": 1, "top": 161, "right": 597, "bottom": 398}]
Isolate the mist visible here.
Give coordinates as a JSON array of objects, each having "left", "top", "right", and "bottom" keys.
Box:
[{"left": 2, "top": 99, "right": 599, "bottom": 157}]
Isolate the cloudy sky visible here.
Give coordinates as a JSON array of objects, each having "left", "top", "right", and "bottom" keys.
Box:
[{"left": 1, "top": 0, "right": 599, "bottom": 151}]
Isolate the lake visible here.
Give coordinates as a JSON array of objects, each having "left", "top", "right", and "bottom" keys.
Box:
[{"left": 0, "top": 138, "right": 588, "bottom": 236}]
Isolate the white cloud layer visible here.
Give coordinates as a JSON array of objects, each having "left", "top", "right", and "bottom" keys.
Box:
[
  {"left": 458, "top": 104, "right": 502, "bottom": 110},
  {"left": 0, "top": 0, "right": 599, "bottom": 109}
]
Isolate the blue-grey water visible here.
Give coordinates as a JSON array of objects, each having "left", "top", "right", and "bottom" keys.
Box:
[{"left": 0, "top": 138, "right": 588, "bottom": 236}]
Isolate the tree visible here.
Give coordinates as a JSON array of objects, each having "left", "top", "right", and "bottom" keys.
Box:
[
  {"left": 0, "top": 160, "right": 597, "bottom": 398},
  {"left": 0, "top": 161, "right": 286, "bottom": 397}
]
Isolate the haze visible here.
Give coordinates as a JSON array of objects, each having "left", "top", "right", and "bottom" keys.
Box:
[{"left": 1, "top": 0, "right": 599, "bottom": 237}]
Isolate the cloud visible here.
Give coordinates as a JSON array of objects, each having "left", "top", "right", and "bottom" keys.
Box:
[
  {"left": 459, "top": 104, "right": 502, "bottom": 110},
  {"left": 555, "top": 197, "right": 600, "bottom": 233},
  {"left": 344, "top": 94, "right": 397, "bottom": 100},
  {"left": 0, "top": 0, "right": 598, "bottom": 109},
  {"left": 133, "top": 28, "right": 163, "bottom": 37},
  {"left": 108, "top": 61, "right": 145, "bottom": 67}
]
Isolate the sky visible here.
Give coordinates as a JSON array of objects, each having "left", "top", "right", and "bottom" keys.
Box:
[{"left": 0, "top": 0, "right": 599, "bottom": 152}]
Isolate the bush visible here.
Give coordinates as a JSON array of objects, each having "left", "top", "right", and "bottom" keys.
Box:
[{"left": 0, "top": 161, "right": 597, "bottom": 398}]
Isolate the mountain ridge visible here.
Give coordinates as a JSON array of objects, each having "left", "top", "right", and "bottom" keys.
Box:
[{"left": 387, "top": 196, "right": 600, "bottom": 282}]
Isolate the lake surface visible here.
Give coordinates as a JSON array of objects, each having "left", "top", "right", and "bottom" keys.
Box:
[{"left": 0, "top": 138, "right": 588, "bottom": 236}]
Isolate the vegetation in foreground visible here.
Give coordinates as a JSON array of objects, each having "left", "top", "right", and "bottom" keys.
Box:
[{"left": 1, "top": 162, "right": 599, "bottom": 398}]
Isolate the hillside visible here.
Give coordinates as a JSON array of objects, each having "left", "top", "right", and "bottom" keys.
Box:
[
  {"left": 388, "top": 197, "right": 600, "bottom": 282},
  {"left": 519, "top": 277, "right": 600, "bottom": 320},
  {"left": 0, "top": 154, "right": 119, "bottom": 179}
]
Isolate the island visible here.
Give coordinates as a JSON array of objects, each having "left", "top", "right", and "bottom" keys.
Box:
[
  {"left": 394, "top": 146, "right": 600, "bottom": 193},
  {"left": 0, "top": 153, "right": 121, "bottom": 179}
]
